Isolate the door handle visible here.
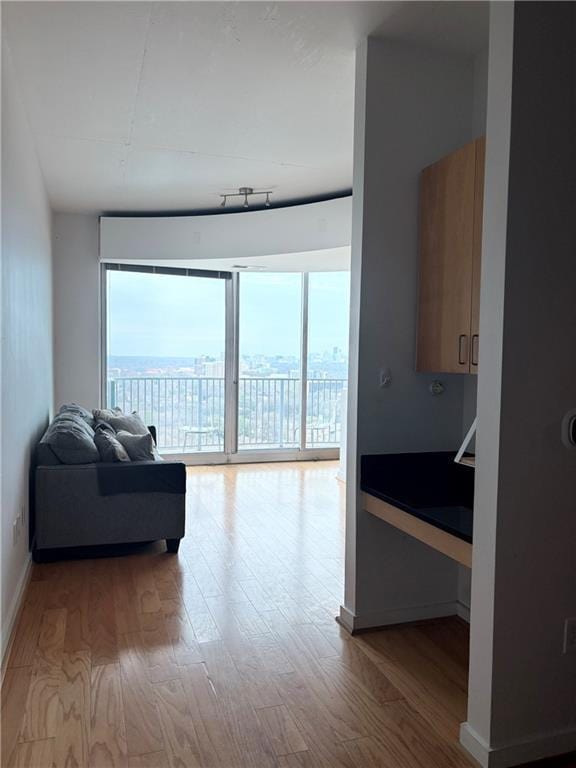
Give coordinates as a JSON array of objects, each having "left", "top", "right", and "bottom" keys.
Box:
[
  {"left": 458, "top": 334, "right": 469, "bottom": 365},
  {"left": 471, "top": 334, "right": 479, "bottom": 366}
]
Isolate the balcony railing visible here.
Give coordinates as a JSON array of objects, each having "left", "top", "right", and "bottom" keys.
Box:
[{"left": 107, "top": 376, "right": 346, "bottom": 452}]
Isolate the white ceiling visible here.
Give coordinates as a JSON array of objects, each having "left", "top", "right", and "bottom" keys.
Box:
[{"left": 3, "top": 1, "right": 488, "bottom": 215}]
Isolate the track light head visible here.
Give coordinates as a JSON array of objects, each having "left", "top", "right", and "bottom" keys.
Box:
[{"left": 219, "top": 187, "right": 273, "bottom": 210}]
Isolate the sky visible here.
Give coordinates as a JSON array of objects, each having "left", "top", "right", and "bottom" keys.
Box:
[{"left": 107, "top": 270, "right": 350, "bottom": 360}]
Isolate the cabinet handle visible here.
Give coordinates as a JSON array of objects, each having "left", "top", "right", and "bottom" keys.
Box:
[
  {"left": 458, "top": 334, "right": 469, "bottom": 365},
  {"left": 471, "top": 334, "right": 479, "bottom": 366}
]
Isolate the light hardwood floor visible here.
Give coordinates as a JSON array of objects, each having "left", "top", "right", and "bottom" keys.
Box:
[{"left": 2, "top": 461, "right": 569, "bottom": 768}]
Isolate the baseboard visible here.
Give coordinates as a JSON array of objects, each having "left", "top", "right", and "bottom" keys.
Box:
[
  {"left": 1, "top": 555, "right": 32, "bottom": 676},
  {"left": 456, "top": 600, "right": 470, "bottom": 623},
  {"left": 338, "top": 600, "right": 462, "bottom": 633},
  {"left": 460, "top": 721, "right": 576, "bottom": 768}
]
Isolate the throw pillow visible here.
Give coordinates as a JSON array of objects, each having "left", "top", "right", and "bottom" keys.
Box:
[
  {"left": 108, "top": 412, "right": 149, "bottom": 435},
  {"left": 116, "top": 430, "right": 156, "bottom": 461},
  {"left": 92, "top": 407, "right": 123, "bottom": 422},
  {"left": 94, "top": 430, "right": 131, "bottom": 462},
  {"left": 96, "top": 410, "right": 149, "bottom": 436},
  {"left": 94, "top": 420, "right": 116, "bottom": 435}
]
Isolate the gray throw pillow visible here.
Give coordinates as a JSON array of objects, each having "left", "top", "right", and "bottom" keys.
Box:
[
  {"left": 94, "top": 430, "right": 131, "bottom": 463},
  {"left": 44, "top": 414, "right": 100, "bottom": 464},
  {"left": 97, "top": 410, "right": 149, "bottom": 436},
  {"left": 116, "top": 430, "right": 156, "bottom": 461},
  {"left": 94, "top": 420, "right": 116, "bottom": 435},
  {"left": 109, "top": 412, "right": 149, "bottom": 435},
  {"left": 92, "top": 407, "right": 123, "bottom": 422}
]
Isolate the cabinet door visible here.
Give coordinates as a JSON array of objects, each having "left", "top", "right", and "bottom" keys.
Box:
[
  {"left": 416, "top": 141, "right": 476, "bottom": 373},
  {"left": 470, "top": 137, "right": 486, "bottom": 374}
]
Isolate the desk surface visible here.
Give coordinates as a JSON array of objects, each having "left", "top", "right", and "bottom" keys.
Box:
[{"left": 361, "top": 452, "right": 474, "bottom": 543}]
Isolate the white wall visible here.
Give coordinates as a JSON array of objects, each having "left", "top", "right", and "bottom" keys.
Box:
[
  {"left": 1, "top": 40, "right": 53, "bottom": 656},
  {"left": 100, "top": 196, "right": 351, "bottom": 262},
  {"left": 462, "top": 3, "right": 576, "bottom": 765},
  {"left": 342, "top": 37, "right": 478, "bottom": 630},
  {"left": 52, "top": 213, "right": 100, "bottom": 410},
  {"left": 457, "top": 45, "right": 489, "bottom": 615}
]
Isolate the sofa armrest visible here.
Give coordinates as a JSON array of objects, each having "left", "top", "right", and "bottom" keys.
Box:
[{"left": 35, "top": 463, "right": 185, "bottom": 549}]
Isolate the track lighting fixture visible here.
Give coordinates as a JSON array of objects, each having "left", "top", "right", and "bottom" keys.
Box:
[{"left": 219, "top": 187, "right": 274, "bottom": 209}]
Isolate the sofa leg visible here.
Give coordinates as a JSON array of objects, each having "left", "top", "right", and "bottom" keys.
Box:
[
  {"left": 32, "top": 548, "right": 50, "bottom": 563},
  {"left": 166, "top": 538, "right": 181, "bottom": 554}
]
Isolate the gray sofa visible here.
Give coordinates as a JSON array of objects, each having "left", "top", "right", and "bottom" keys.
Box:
[{"left": 34, "top": 406, "right": 186, "bottom": 561}]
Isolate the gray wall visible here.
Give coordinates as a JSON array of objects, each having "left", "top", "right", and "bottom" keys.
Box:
[
  {"left": 1, "top": 40, "right": 53, "bottom": 655},
  {"left": 464, "top": 2, "right": 576, "bottom": 763},
  {"left": 53, "top": 213, "right": 101, "bottom": 410},
  {"left": 343, "top": 37, "right": 478, "bottom": 629}
]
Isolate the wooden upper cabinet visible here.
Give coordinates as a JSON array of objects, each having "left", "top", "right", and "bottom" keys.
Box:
[
  {"left": 416, "top": 137, "right": 485, "bottom": 374},
  {"left": 470, "top": 137, "right": 486, "bottom": 372}
]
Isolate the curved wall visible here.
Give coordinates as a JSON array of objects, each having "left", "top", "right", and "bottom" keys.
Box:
[{"left": 99, "top": 196, "right": 352, "bottom": 262}]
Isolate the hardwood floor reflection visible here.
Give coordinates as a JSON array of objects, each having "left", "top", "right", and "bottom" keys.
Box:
[{"left": 3, "top": 461, "right": 478, "bottom": 768}]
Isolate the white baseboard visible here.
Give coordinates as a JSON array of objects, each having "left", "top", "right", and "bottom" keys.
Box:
[
  {"left": 339, "top": 600, "right": 463, "bottom": 633},
  {"left": 2, "top": 555, "right": 32, "bottom": 670},
  {"left": 460, "top": 721, "right": 576, "bottom": 768}
]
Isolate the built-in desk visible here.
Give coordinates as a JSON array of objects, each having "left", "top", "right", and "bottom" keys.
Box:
[{"left": 361, "top": 452, "right": 474, "bottom": 567}]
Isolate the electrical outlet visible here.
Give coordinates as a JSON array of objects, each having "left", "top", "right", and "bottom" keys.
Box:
[{"left": 563, "top": 618, "right": 576, "bottom": 654}]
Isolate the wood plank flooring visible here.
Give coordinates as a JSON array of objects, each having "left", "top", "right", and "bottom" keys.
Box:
[{"left": 2, "top": 460, "right": 567, "bottom": 768}]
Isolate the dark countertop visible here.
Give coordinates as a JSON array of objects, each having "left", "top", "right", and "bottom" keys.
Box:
[{"left": 361, "top": 452, "right": 474, "bottom": 543}]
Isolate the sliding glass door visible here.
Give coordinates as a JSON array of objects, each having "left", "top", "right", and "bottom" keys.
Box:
[
  {"left": 103, "top": 264, "right": 349, "bottom": 462},
  {"left": 104, "top": 266, "right": 228, "bottom": 455}
]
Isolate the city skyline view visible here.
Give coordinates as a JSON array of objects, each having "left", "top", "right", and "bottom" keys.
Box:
[{"left": 105, "top": 269, "right": 350, "bottom": 452}]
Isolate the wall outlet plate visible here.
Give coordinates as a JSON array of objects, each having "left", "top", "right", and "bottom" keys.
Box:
[
  {"left": 561, "top": 408, "right": 576, "bottom": 449},
  {"left": 379, "top": 368, "right": 392, "bottom": 388},
  {"left": 563, "top": 618, "right": 576, "bottom": 654}
]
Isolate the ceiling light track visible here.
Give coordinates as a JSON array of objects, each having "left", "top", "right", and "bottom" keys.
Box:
[{"left": 220, "top": 187, "right": 273, "bottom": 209}]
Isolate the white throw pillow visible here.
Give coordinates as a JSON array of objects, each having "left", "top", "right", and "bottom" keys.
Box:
[{"left": 115, "top": 430, "right": 156, "bottom": 461}]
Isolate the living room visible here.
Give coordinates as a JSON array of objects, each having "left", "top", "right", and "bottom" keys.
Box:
[{"left": 2, "top": 3, "right": 575, "bottom": 768}]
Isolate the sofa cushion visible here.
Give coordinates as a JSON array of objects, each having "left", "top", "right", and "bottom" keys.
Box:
[
  {"left": 94, "top": 430, "right": 131, "bottom": 463},
  {"left": 36, "top": 441, "right": 62, "bottom": 465},
  {"left": 43, "top": 414, "right": 100, "bottom": 465},
  {"left": 58, "top": 403, "right": 95, "bottom": 428},
  {"left": 116, "top": 430, "right": 156, "bottom": 461}
]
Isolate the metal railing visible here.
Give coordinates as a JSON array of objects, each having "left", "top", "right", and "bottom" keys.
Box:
[{"left": 107, "top": 376, "right": 346, "bottom": 452}]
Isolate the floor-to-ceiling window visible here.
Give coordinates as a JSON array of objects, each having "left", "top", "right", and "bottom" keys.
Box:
[
  {"left": 103, "top": 264, "right": 349, "bottom": 462},
  {"left": 104, "top": 266, "right": 228, "bottom": 455},
  {"left": 238, "top": 273, "right": 302, "bottom": 451},
  {"left": 306, "top": 271, "right": 349, "bottom": 448}
]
